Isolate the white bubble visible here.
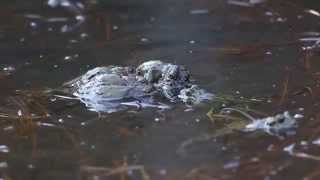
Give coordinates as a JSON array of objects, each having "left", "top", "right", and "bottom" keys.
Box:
[
  {"left": 64, "top": 56, "right": 72, "bottom": 60},
  {"left": 140, "top": 37, "right": 149, "bottom": 42},
  {"left": 30, "top": 22, "right": 37, "bottom": 28},
  {"left": 0, "top": 162, "right": 8, "bottom": 168},
  {"left": 0, "top": 145, "right": 9, "bottom": 153}
]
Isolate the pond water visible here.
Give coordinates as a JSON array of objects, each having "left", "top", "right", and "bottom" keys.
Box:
[{"left": 1, "top": 0, "right": 320, "bottom": 179}]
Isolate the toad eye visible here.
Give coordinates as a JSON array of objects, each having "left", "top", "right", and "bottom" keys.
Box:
[
  {"left": 137, "top": 71, "right": 142, "bottom": 76},
  {"left": 88, "top": 75, "right": 95, "bottom": 80},
  {"left": 169, "top": 74, "right": 175, "bottom": 79},
  {"left": 184, "top": 74, "right": 190, "bottom": 81},
  {"left": 278, "top": 118, "right": 285, "bottom": 123},
  {"left": 267, "top": 121, "right": 276, "bottom": 126},
  {"left": 88, "top": 72, "right": 101, "bottom": 80}
]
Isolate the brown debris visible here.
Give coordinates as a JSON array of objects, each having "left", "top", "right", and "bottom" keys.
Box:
[{"left": 277, "top": 67, "right": 290, "bottom": 106}]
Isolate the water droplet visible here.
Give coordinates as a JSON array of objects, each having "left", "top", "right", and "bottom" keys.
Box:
[
  {"left": 223, "top": 160, "right": 239, "bottom": 169},
  {"left": 276, "top": 17, "right": 287, "bottom": 22},
  {"left": 17, "top": 110, "right": 22, "bottom": 116},
  {"left": 312, "top": 138, "right": 320, "bottom": 145},
  {"left": 0, "top": 162, "right": 8, "bottom": 168},
  {"left": 265, "top": 11, "right": 273, "bottom": 16},
  {"left": 3, "top": 126, "right": 14, "bottom": 131},
  {"left": 250, "top": 157, "right": 260, "bottom": 162},
  {"left": 28, "top": 164, "right": 35, "bottom": 169},
  {"left": 61, "top": 25, "right": 69, "bottom": 33},
  {"left": 283, "top": 143, "right": 295, "bottom": 154},
  {"left": 300, "top": 141, "right": 308, "bottom": 146},
  {"left": 76, "top": 15, "right": 85, "bottom": 21},
  {"left": 305, "top": 9, "right": 320, "bottom": 17},
  {"left": 80, "top": 141, "right": 86, "bottom": 146},
  {"left": 69, "top": 39, "right": 78, "bottom": 43},
  {"left": 265, "top": 51, "right": 272, "bottom": 55},
  {"left": 0, "top": 145, "right": 9, "bottom": 153},
  {"left": 80, "top": 33, "right": 88, "bottom": 38},
  {"left": 270, "top": 170, "right": 277, "bottom": 175},
  {"left": 159, "top": 169, "right": 167, "bottom": 175},
  {"left": 30, "top": 22, "right": 37, "bottom": 28},
  {"left": 2, "top": 66, "right": 16, "bottom": 75},
  {"left": 189, "top": 9, "right": 209, "bottom": 15},
  {"left": 50, "top": 97, "right": 57, "bottom": 102},
  {"left": 150, "top": 16, "right": 156, "bottom": 22},
  {"left": 64, "top": 56, "right": 72, "bottom": 60},
  {"left": 48, "top": 0, "right": 59, "bottom": 7},
  {"left": 76, "top": 2, "right": 84, "bottom": 9},
  {"left": 61, "top": 1, "right": 71, "bottom": 7},
  {"left": 140, "top": 37, "right": 149, "bottom": 43},
  {"left": 294, "top": 114, "right": 304, "bottom": 119}
]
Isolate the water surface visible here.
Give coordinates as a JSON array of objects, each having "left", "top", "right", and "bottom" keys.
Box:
[{"left": 1, "top": 0, "right": 320, "bottom": 179}]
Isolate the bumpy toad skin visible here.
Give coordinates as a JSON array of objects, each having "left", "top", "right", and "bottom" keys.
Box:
[
  {"left": 245, "top": 111, "right": 298, "bottom": 135},
  {"left": 178, "top": 85, "right": 214, "bottom": 105},
  {"left": 220, "top": 108, "right": 301, "bottom": 136},
  {"left": 62, "top": 60, "right": 213, "bottom": 112},
  {"left": 64, "top": 66, "right": 146, "bottom": 101},
  {"left": 136, "top": 60, "right": 164, "bottom": 83},
  {"left": 136, "top": 60, "right": 192, "bottom": 101}
]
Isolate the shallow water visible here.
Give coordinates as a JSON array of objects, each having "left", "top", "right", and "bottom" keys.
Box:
[{"left": 2, "top": 0, "right": 320, "bottom": 179}]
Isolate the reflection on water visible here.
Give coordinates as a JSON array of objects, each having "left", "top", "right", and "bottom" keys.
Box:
[{"left": 1, "top": 0, "right": 320, "bottom": 179}]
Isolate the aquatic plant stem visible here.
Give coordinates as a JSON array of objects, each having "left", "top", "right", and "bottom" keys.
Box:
[{"left": 220, "top": 108, "right": 256, "bottom": 121}]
